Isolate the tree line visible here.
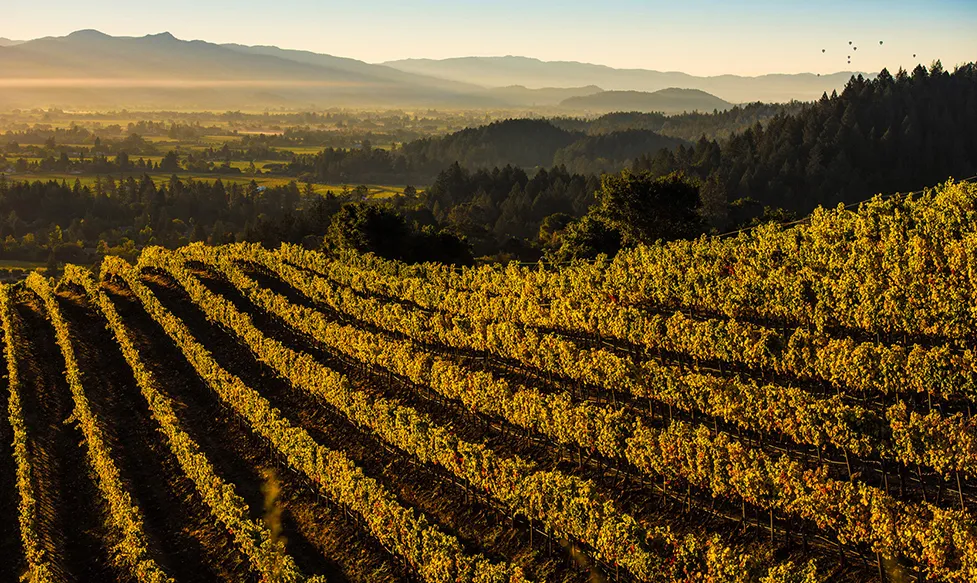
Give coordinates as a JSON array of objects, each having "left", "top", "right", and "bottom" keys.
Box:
[{"left": 0, "top": 174, "right": 472, "bottom": 270}]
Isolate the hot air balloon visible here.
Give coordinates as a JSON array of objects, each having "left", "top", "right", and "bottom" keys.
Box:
[
  {"left": 822, "top": 49, "right": 826, "bottom": 53},
  {"left": 854, "top": 47, "right": 858, "bottom": 51},
  {"left": 879, "top": 40, "right": 883, "bottom": 45},
  {"left": 849, "top": 41, "right": 853, "bottom": 45},
  {"left": 913, "top": 53, "right": 917, "bottom": 58}
]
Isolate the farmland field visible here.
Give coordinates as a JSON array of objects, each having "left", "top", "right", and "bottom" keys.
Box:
[
  {"left": 2, "top": 181, "right": 976, "bottom": 583},
  {"left": 0, "top": 171, "right": 415, "bottom": 198}
]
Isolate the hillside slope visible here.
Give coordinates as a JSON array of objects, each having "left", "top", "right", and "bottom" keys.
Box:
[
  {"left": 482, "top": 85, "right": 604, "bottom": 106},
  {"left": 560, "top": 88, "right": 733, "bottom": 113}
]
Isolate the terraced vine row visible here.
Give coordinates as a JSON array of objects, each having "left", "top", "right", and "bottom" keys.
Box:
[
  {"left": 254, "top": 245, "right": 971, "bottom": 494},
  {"left": 283, "top": 244, "right": 977, "bottom": 404}
]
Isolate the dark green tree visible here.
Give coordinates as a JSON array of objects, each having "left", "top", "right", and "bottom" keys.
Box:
[
  {"left": 325, "top": 203, "right": 411, "bottom": 260},
  {"left": 550, "top": 215, "right": 622, "bottom": 262},
  {"left": 159, "top": 151, "right": 181, "bottom": 173},
  {"left": 537, "top": 212, "right": 575, "bottom": 247},
  {"left": 698, "top": 172, "right": 729, "bottom": 230},
  {"left": 594, "top": 170, "right": 703, "bottom": 245}
]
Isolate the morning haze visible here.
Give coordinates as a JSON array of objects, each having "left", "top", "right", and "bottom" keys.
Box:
[
  {"left": 6, "top": 0, "right": 977, "bottom": 74},
  {"left": 3, "top": 0, "right": 975, "bottom": 109}
]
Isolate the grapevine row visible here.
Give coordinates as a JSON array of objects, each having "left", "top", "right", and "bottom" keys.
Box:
[
  {"left": 61, "top": 265, "right": 312, "bottom": 583},
  {"left": 204, "top": 246, "right": 886, "bottom": 471},
  {"left": 25, "top": 273, "right": 175, "bottom": 583},
  {"left": 286, "top": 180, "right": 977, "bottom": 341},
  {"left": 207, "top": 245, "right": 977, "bottom": 582},
  {"left": 596, "top": 180, "right": 977, "bottom": 340},
  {"left": 96, "top": 257, "right": 525, "bottom": 583},
  {"left": 623, "top": 419, "right": 977, "bottom": 583},
  {"left": 189, "top": 246, "right": 631, "bottom": 467},
  {"left": 0, "top": 284, "right": 55, "bottom": 582},
  {"left": 289, "top": 244, "right": 977, "bottom": 404},
  {"left": 253, "top": 244, "right": 977, "bottom": 480},
  {"left": 145, "top": 245, "right": 790, "bottom": 583},
  {"left": 196, "top": 247, "right": 907, "bottom": 579}
]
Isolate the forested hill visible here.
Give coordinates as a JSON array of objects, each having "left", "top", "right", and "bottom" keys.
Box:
[
  {"left": 559, "top": 88, "right": 733, "bottom": 114},
  {"left": 270, "top": 105, "right": 793, "bottom": 183},
  {"left": 286, "top": 119, "right": 687, "bottom": 181},
  {"left": 400, "top": 119, "right": 686, "bottom": 170},
  {"left": 634, "top": 62, "right": 977, "bottom": 214},
  {"left": 550, "top": 102, "right": 800, "bottom": 141},
  {"left": 401, "top": 119, "right": 582, "bottom": 169},
  {"left": 404, "top": 62, "right": 977, "bottom": 258}
]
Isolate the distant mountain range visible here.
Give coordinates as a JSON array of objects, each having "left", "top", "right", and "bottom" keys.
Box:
[
  {"left": 0, "top": 38, "right": 22, "bottom": 47},
  {"left": 383, "top": 56, "right": 866, "bottom": 104},
  {"left": 0, "top": 30, "right": 497, "bottom": 109},
  {"left": 0, "top": 31, "right": 864, "bottom": 110}
]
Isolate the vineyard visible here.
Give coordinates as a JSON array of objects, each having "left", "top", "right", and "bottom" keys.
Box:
[{"left": 2, "top": 179, "right": 977, "bottom": 583}]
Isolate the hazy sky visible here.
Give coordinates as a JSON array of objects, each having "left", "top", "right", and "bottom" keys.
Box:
[{"left": 4, "top": 0, "right": 977, "bottom": 76}]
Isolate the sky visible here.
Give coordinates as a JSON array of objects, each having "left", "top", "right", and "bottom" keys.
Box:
[{"left": 4, "top": 0, "right": 977, "bottom": 76}]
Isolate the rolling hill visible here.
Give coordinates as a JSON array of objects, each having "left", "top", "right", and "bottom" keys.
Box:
[
  {"left": 482, "top": 85, "right": 604, "bottom": 106},
  {"left": 559, "top": 88, "right": 733, "bottom": 114},
  {"left": 383, "top": 55, "right": 867, "bottom": 103},
  {"left": 397, "top": 118, "right": 688, "bottom": 173}
]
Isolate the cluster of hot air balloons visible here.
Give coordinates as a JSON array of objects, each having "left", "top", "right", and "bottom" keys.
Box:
[{"left": 820, "top": 39, "right": 918, "bottom": 70}]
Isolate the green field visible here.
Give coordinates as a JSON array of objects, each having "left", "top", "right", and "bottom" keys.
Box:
[
  {"left": 0, "top": 171, "right": 418, "bottom": 198},
  {"left": 0, "top": 259, "right": 48, "bottom": 270}
]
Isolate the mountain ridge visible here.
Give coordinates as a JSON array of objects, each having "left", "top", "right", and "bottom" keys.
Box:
[
  {"left": 0, "top": 31, "right": 492, "bottom": 109},
  {"left": 0, "top": 31, "right": 865, "bottom": 109},
  {"left": 382, "top": 55, "right": 868, "bottom": 103}
]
